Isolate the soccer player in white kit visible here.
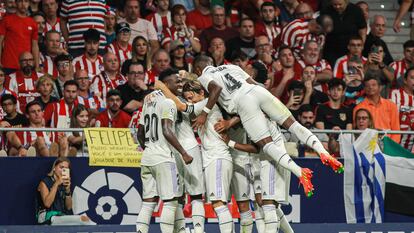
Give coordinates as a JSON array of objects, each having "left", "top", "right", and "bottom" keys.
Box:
[
  {"left": 192, "top": 55, "right": 344, "bottom": 197},
  {"left": 136, "top": 68, "right": 193, "bottom": 233}
]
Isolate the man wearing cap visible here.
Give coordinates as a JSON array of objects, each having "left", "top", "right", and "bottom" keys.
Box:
[
  {"left": 106, "top": 22, "right": 132, "bottom": 68},
  {"left": 73, "top": 29, "right": 104, "bottom": 80},
  {"left": 278, "top": 14, "right": 334, "bottom": 58}
]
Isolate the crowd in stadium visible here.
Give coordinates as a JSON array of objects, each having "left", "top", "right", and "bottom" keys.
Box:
[{"left": 0, "top": 0, "right": 411, "bottom": 158}]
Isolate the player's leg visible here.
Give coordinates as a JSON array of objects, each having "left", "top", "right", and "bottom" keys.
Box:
[
  {"left": 254, "top": 199, "right": 266, "bottom": 233},
  {"left": 136, "top": 165, "right": 158, "bottom": 233},
  {"left": 156, "top": 162, "right": 182, "bottom": 233},
  {"left": 231, "top": 159, "right": 253, "bottom": 233},
  {"left": 260, "top": 160, "right": 280, "bottom": 233},
  {"left": 276, "top": 206, "right": 294, "bottom": 233},
  {"left": 173, "top": 155, "right": 186, "bottom": 233},
  {"left": 252, "top": 156, "right": 265, "bottom": 233},
  {"left": 205, "top": 159, "right": 233, "bottom": 233}
]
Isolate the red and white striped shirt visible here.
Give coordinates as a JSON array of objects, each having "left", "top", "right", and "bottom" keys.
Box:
[
  {"left": 297, "top": 58, "right": 332, "bottom": 92},
  {"left": 146, "top": 12, "right": 172, "bottom": 41},
  {"left": 7, "top": 71, "right": 42, "bottom": 112},
  {"left": 145, "top": 69, "right": 159, "bottom": 85},
  {"left": 161, "top": 26, "right": 199, "bottom": 48},
  {"left": 40, "top": 53, "right": 59, "bottom": 78},
  {"left": 255, "top": 21, "right": 281, "bottom": 45},
  {"left": 279, "top": 19, "right": 325, "bottom": 56},
  {"left": 390, "top": 88, "right": 414, "bottom": 150},
  {"left": 17, "top": 130, "right": 55, "bottom": 148},
  {"left": 45, "top": 18, "right": 61, "bottom": 33},
  {"left": 73, "top": 54, "right": 104, "bottom": 79},
  {"left": 77, "top": 94, "right": 105, "bottom": 111},
  {"left": 333, "top": 55, "right": 367, "bottom": 79},
  {"left": 106, "top": 42, "right": 132, "bottom": 68},
  {"left": 91, "top": 72, "right": 127, "bottom": 99},
  {"left": 390, "top": 59, "right": 410, "bottom": 88}
]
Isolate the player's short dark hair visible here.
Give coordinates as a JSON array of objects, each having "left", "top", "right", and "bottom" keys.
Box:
[
  {"left": 1, "top": 94, "right": 17, "bottom": 105},
  {"left": 25, "top": 101, "right": 42, "bottom": 113},
  {"left": 299, "top": 104, "right": 314, "bottom": 115},
  {"left": 403, "top": 40, "right": 414, "bottom": 49},
  {"left": 251, "top": 61, "right": 268, "bottom": 85},
  {"left": 64, "top": 80, "right": 79, "bottom": 90},
  {"left": 328, "top": 78, "right": 346, "bottom": 90},
  {"left": 107, "top": 89, "right": 121, "bottom": 99},
  {"left": 158, "top": 68, "right": 179, "bottom": 82},
  {"left": 193, "top": 55, "right": 214, "bottom": 71},
  {"left": 83, "top": 28, "right": 100, "bottom": 43}
]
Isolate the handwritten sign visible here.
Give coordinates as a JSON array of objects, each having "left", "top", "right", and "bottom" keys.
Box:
[{"left": 84, "top": 128, "right": 142, "bottom": 167}]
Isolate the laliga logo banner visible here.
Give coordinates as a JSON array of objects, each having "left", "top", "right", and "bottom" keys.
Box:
[{"left": 72, "top": 169, "right": 142, "bottom": 224}]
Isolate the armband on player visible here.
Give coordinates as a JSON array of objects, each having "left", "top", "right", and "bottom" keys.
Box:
[{"left": 184, "top": 104, "right": 194, "bottom": 114}]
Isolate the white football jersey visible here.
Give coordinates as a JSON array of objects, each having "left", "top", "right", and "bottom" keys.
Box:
[
  {"left": 194, "top": 98, "right": 232, "bottom": 168},
  {"left": 139, "top": 90, "right": 177, "bottom": 166},
  {"left": 176, "top": 97, "right": 199, "bottom": 151},
  {"left": 228, "top": 126, "right": 250, "bottom": 160},
  {"left": 198, "top": 64, "right": 254, "bottom": 114}
]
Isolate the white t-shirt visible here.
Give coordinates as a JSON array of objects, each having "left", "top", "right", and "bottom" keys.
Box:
[
  {"left": 194, "top": 99, "right": 232, "bottom": 168},
  {"left": 197, "top": 65, "right": 254, "bottom": 114},
  {"left": 228, "top": 126, "right": 250, "bottom": 161},
  {"left": 139, "top": 90, "right": 177, "bottom": 166},
  {"left": 176, "top": 98, "right": 199, "bottom": 151},
  {"left": 119, "top": 18, "right": 158, "bottom": 44}
]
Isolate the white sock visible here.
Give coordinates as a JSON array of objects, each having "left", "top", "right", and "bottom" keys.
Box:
[
  {"left": 262, "top": 204, "right": 279, "bottom": 233},
  {"left": 136, "top": 202, "right": 156, "bottom": 233},
  {"left": 263, "top": 142, "right": 302, "bottom": 177},
  {"left": 240, "top": 210, "right": 253, "bottom": 233},
  {"left": 174, "top": 204, "right": 186, "bottom": 233},
  {"left": 191, "top": 199, "right": 205, "bottom": 233},
  {"left": 254, "top": 204, "right": 266, "bottom": 233},
  {"left": 214, "top": 205, "right": 233, "bottom": 233},
  {"left": 160, "top": 201, "right": 178, "bottom": 233},
  {"left": 276, "top": 206, "right": 294, "bottom": 233}
]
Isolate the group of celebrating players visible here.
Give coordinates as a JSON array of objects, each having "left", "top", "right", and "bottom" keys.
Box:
[{"left": 136, "top": 55, "right": 344, "bottom": 233}]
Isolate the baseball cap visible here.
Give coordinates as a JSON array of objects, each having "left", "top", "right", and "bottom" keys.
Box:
[
  {"left": 170, "top": 40, "right": 185, "bottom": 51},
  {"left": 115, "top": 22, "right": 131, "bottom": 34}
]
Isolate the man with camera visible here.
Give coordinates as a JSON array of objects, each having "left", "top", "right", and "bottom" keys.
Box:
[{"left": 333, "top": 35, "right": 367, "bottom": 79}]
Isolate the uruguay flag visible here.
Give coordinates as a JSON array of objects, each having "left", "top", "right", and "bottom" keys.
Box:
[{"left": 340, "top": 129, "right": 386, "bottom": 223}]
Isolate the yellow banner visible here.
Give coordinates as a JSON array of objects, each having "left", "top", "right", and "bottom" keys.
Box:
[{"left": 84, "top": 128, "right": 142, "bottom": 167}]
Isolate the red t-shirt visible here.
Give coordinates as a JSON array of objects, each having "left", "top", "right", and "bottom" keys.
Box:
[
  {"left": 186, "top": 9, "right": 212, "bottom": 31},
  {"left": 0, "top": 14, "right": 38, "bottom": 69},
  {"left": 95, "top": 109, "right": 132, "bottom": 128}
]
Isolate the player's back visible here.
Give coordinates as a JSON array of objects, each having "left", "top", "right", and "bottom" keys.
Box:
[{"left": 139, "top": 90, "right": 177, "bottom": 166}]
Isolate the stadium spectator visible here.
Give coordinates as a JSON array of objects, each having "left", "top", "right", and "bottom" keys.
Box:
[
  {"left": 121, "top": 36, "right": 151, "bottom": 76},
  {"left": 364, "top": 41, "right": 394, "bottom": 97},
  {"left": 60, "top": 0, "right": 107, "bottom": 57},
  {"left": 106, "top": 22, "right": 132, "bottom": 68},
  {"left": 255, "top": 35, "right": 276, "bottom": 75},
  {"left": 161, "top": 4, "right": 201, "bottom": 55},
  {"left": 390, "top": 40, "right": 414, "bottom": 88},
  {"left": 294, "top": 2, "right": 314, "bottom": 20},
  {"left": 353, "top": 108, "right": 374, "bottom": 130},
  {"left": 285, "top": 80, "right": 309, "bottom": 119},
  {"left": 278, "top": 15, "right": 333, "bottom": 57},
  {"left": 52, "top": 54, "right": 74, "bottom": 99},
  {"left": 224, "top": 0, "right": 260, "bottom": 27},
  {"left": 315, "top": 78, "right": 353, "bottom": 131},
  {"left": 275, "top": 0, "right": 299, "bottom": 26},
  {"left": 73, "top": 29, "right": 104, "bottom": 79},
  {"left": 120, "top": 0, "right": 160, "bottom": 52},
  {"left": 0, "top": 0, "right": 40, "bottom": 74},
  {"left": 255, "top": 1, "right": 281, "bottom": 45},
  {"left": 67, "top": 104, "right": 89, "bottom": 157},
  {"left": 301, "top": 65, "right": 329, "bottom": 109},
  {"left": 4, "top": 0, "right": 16, "bottom": 14},
  {"left": 0, "top": 94, "right": 28, "bottom": 127},
  {"left": 146, "top": 49, "right": 171, "bottom": 85},
  {"left": 355, "top": 1, "right": 370, "bottom": 34},
  {"left": 33, "top": 12, "right": 46, "bottom": 54},
  {"left": 270, "top": 45, "right": 300, "bottom": 99},
  {"left": 284, "top": 104, "right": 329, "bottom": 156},
  {"left": 208, "top": 37, "right": 229, "bottom": 66},
  {"left": 363, "top": 15, "right": 393, "bottom": 65},
  {"left": 41, "top": 30, "right": 67, "bottom": 78},
  {"left": 354, "top": 76, "right": 401, "bottom": 143},
  {"left": 104, "top": 6, "right": 116, "bottom": 45},
  {"left": 343, "top": 56, "right": 365, "bottom": 107},
  {"left": 298, "top": 40, "right": 333, "bottom": 86},
  {"left": 117, "top": 62, "right": 150, "bottom": 114},
  {"left": 199, "top": 5, "right": 239, "bottom": 52},
  {"left": 333, "top": 36, "right": 367, "bottom": 79},
  {"left": 0, "top": 67, "right": 18, "bottom": 120},
  {"left": 91, "top": 52, "right": 127, "bottom": 100},
  {"left": 7, "top": 51, "right": 43, "bottom": 112},
  {"left": 35, "top": 75, "right": 58, "bottom": 110},
  {"left": 225, "top": 18, "right": 256, "bottom": 60},
  {"left": 145, "top": 0, "right": 172, "bottom": 41},
  {"left": 28, "top": 0, "right": 40, "bottom": 15},
  {"left": 186, "top": 0, "right": 212, "bottom": 37},
  {"left": 42, "top": 0, "right": 62, "bottom": 36},
  {"left": 95, "top": 89, "right": 131, "bottom": 127},
  {"left": 321, "top": 0, "right": 367, "bottom": 66},
  {"left": 75, "top": 69, "right": 105, "bottom": 119},
  {"left": 36, "top": 157, "right": 93, "bottom": 224},
  {"left": 229, "top": 50, "right": 250, "bottom": 74},
  {"left": 170, "top": 40, "right": 192, "bottom": 73},
  {"left": 393, "top": 0, "right": 414, "bottom": 39},
  {"left": 390, "top": 67, "right": 414, "bottom": 151}
]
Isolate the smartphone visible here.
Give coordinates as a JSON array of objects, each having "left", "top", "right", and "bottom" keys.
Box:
[
  {"left": 293, "top": 89, "right": 302, "bottom": 96},
  {"left": 62, "top": 168, "right": 70, "bottom": 179},
  {"left": 370, "top": 46, "right": 379, "bottom": 54},
  {"left": 348, "top": 66, "right": 357, "bottom": 75}
]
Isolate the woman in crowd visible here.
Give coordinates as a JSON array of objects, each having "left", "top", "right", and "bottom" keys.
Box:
[
  {"left": 353, "top": 108, "right": 375, "bottom": 130},
  {"left": 170, "top": 40, "right": 192, "bottom": 73},
  {"left": 67, "top": 104, "right": 89, "bottom": 157},
  {"left": 121, "top": 36, "right": 151, "bottom": 76}
]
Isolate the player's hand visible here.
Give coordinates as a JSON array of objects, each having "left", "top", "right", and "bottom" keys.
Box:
[
  {"left": 182, "top": 152, "right": 193, "bottom": 165},
  {"left": 219, "top": 132, "right": 230, "bottom": 144},
  {"left": 214, "top": 119, "right": 230, "bottom": 133},
  {"left": 192, "top": 112, "right": 207, "bottom": 131}
]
